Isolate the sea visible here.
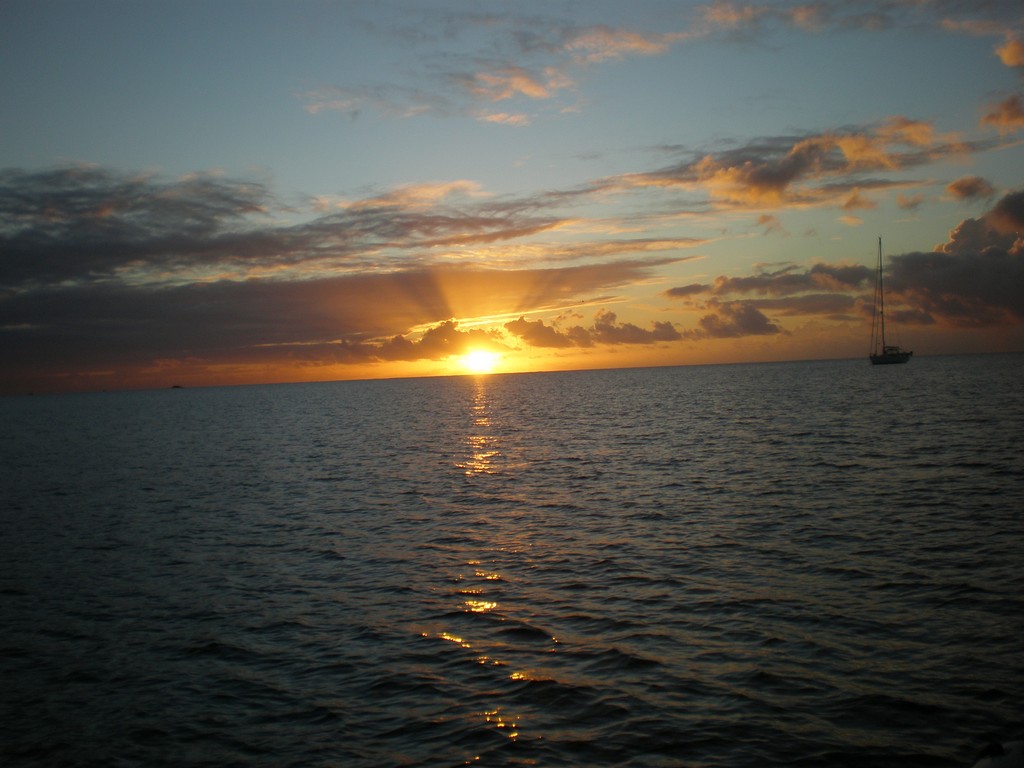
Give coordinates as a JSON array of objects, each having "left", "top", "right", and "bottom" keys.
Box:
[{"left": 2, "top": 354, "right": 1022, "bottom": 768}]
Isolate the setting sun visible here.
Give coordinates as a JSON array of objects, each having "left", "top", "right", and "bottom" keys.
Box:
[{"left": 460, "top": 349, "right": 501, "bottom": 375}]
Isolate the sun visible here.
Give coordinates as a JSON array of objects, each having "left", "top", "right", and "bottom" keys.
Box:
[{"left": 460, "top": 348, "right": 501, "bottom": 374}]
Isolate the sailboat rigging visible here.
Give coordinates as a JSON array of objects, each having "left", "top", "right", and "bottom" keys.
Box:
[{"left": 869, "top": 237, "right": 912, "bottom": 365}]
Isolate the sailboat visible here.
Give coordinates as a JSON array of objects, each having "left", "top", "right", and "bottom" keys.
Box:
[{"left": 869, "top": 237, "right": 912, "bottom": 365}]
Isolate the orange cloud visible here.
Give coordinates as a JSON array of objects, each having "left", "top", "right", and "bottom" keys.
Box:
[
  {"left": 699, "top": 1, "right": 768, "bottom": 30},
  {"left": 565, "top": 26, "right": 684, "bottom": 62},
  {"left": 662, "top": 191, "right": 1024, "bottom": 334},
  {"left": 475, "top": 111, "right": 531, "bottom": 126},
  {"left": 842, "top": 191, "right": 876, "bottom": 210},
  {"left": 996, "top": 36, "right": 1024, "bottom": 67},
  {"left": 614, "top": 118, "right": 971, "bottom": 210},
  {"left": 347, "top": 180, "right": 487, "bottom": 210},
  {"left": 946, "top": 176, "right": 995, "bottom": 200},
  {"left": 788, "top": 4, "right": 828, "bottom": 32},
  {"left": 898, "top": 193, "right": 925, "bottom": 210},
  {"left": 463, "top": 66, "right": 573, "bottom": 102},
  {"left": 981, "top": 94, "right": 1024, "bottom": 134},
  {"left": 876, "top": 116, "right": 935, "bottom": 147}
]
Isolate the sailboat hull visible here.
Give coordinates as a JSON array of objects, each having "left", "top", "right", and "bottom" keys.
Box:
[{"left": 870, "top": 350, "right": 912, "bottom": 365}]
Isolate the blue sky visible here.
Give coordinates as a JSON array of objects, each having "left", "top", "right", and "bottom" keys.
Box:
[{"left": 2, "top": 0, "right": 1023, "bottom": 392}]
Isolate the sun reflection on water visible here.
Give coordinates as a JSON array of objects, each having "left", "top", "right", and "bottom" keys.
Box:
[
  {"left": 456, "top": 378, "right": 502, "bottom": 475},
  {"left": 424, "top": 553, "right": 549, "bottom": 752},
  {"left": 482, "top": 708, "right": 520, "bottom": 740},
  {"left": 463, "top": 599, "right": 498, "bottom": 613},
  {"left": 438, "top": 631, "right": 471, "bottom": 649}
]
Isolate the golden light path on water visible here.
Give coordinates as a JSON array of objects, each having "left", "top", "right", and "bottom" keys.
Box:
[
  {"left": 425, "top": 556, "right": 534, "bottom": 754},
  {"left": 456, "top": 379, "right": 500, "bottom": 476},
  {"left": 427, "top": 376, "right": 568, "bottom": 759}
]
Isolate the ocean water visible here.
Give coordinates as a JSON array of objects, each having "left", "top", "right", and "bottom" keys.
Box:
[{"left": 2, "top": 355, "right": 1022, "bottom": 767}]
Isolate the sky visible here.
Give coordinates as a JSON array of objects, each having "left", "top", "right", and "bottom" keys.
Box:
[{"left": 2, "top": 0, "right": 1023, "bottom": 394}]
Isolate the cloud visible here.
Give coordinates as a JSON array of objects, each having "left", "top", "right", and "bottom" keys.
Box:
[
  {"left": 890, "top": 244, "right": 1024, "bottom": 328},
  {"left": 0, "top": 255, "right": 670, "bottom": 392},
  {"left": 664, "top": 259, "right": 877, "bottom": 329},
  {"left": 376, "top": 319, "right": 508, "bottom": 361},
  {"left": 659, "top": 190, "right": 1024, "bottom": 332},
  {"left": 613, "top": 118, "right": 973, "bottom": 209},
  {"left": 941, "top": 14, "right": 1024, "bottom": 69},
  {"left": 843, "top": 190, "right": 876, "bottom": 210},
  {"left": 504, "top": 316, "right": 577, "bottom": 348},
  {"left": 756, "top": 213, "right": 785, "bottom": 234},
  {"left": 989, "top": 188, "right": 1024, "bottom": 231},
  {"left": 665, "top": 283, "right": 708, "bottom": 298},
  {"left": 689, "top": 299, "right": 784, "bottom": 338},
  {"left": 504, "top": 309, "right": 680, "bottom": 349},
  {"left": 698, "top": 1, "right": 770, "bottom": 31},
  {"left": 455, "top": 65, "right": 573, "bottom": 102},
  {"left": 941, "top": 19, "right": 1005, "bottom": 37},
  {"left": 996, "top": 36, "right": 1024, "bottom": 68},
  {"left": 981, "top": 94, "right": 1024, "bottom": 134},
  {"left": 346, "top": 180, "right": 487, "bottom": 209},
  {"left": 592, "top": 309, "right": 681, "bottom": 344},
  {"left": 507, "top": 294, "right": 783, "bottom": 346},
  {"left": 474, "top": 110, "right": 531, "bottom": 126},
  {"left": 3, "top": 162, "right": 702, "bottom": 391},
  {"left": 0, "top": 165, "right": 278, "bottom": 287},
  {"left": 298, "top": 84, "right": 441, "bottom": 119},
  {"left": 947, "top": 176, "right": 995, "bottom": 200},
  {"left": 0, "top": 166, "right": 580, "bottom": 289},
  {"left": 897, "top": 193, "right": 925, "bottom": 210},
  {"left": 743, "top": 293, "right": 858, "bottom": 319},
  {"left": 875, "top": 115, "right": 938, "bottom": 146},
  {"left": 301, "top": 3, "right": 1024, "bottom": 128},
  {"left": 301, "top": 12, "right": 693, "bottom": 125},
  {"left": 564, "top": 25, "right": 686, "bottom": 63},
  {"left": 692, "top": 1, "right": 1020, "bottom": 38},
  {"left": 698, "top": 262, "right": 873, "bottom": 297}
]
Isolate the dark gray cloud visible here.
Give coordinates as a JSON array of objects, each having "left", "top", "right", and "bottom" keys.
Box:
[
  {"left": 889, "top": 196, "right": 1024, "bottom": 326},
  {"left": 504, "top": 316, "right": 577, "bottom": 347},
  {"left": 743, "top": 293, "right": 859, "bottom": 320},
  {"left": 663, "top": 189, "right": 1024, "bottom": 330},
  {"left": 989, "top": 188, "right": 1024, "bottom": 231},
  {"left": 664, "top": 282, "right": 707, "bottom": 298},
  {"left": 504, "top": 309, "right": 680, "bottom": 349},
  {"left": 666, "top": 262, "right": 872, "bottom": 300},
  {"left": 888, "top": 248, "right": 1023, "bottom": 326},
  {"left": 0, "top": 252, "right": 667, "bottom": 393},
  {"left": 688, "top": 300, "right": 785, "bottom": 339},
  {"left": 0, "top": 166, "right": 568, "bottom": 290},
  {"left": 1, "top": 163, "right": 692, "bottom": 392},
  {"left": 981, "top": 94, "right": 1024, "bottom": 133},
  {"left": 0, "top": 166, "right": 275, "bottom": 286},
  {"left": 376, "top": 319, "right": 508, "bottom": 361},
  {"left": 592, "top": 310, "right": 681, "bottom": 344}
]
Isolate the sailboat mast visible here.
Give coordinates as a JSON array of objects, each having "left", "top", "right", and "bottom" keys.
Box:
[
  {"left": 877, "top": 237, "right": 886, "bottom": 350},
  {"left": 868, "top": 236, "right": 911, "bottom": 364}
]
